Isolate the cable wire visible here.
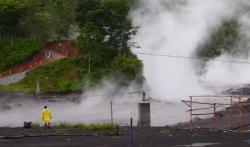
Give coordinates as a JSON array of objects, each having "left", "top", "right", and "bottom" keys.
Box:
[
  {"left": 135, "top": 52, "right": 250, "bottom": 64},
  {"left": 81, "top": 91, "right": 143, "bottom": 98}
]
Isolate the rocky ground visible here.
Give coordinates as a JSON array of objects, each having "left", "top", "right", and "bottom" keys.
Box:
[
  {"left": 0, "top": 127, "right": 250, "bottom": 147},
  {"left": 0, "top": 92, "right": 81, "bottom": 111},
  {"left": 226, "top": 84, "right": 250, "bottom": 96}
]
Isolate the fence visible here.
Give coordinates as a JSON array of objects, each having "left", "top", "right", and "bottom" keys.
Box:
[{"left": 181, "top": 95, "right": 249, "bottom": 134}]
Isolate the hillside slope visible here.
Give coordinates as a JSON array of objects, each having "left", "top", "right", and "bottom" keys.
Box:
[{"left": 1, "top": 53, "right": 143, "bottom": 94}]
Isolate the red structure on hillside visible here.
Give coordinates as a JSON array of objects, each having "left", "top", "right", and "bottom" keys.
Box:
[
  {"left": 43, "top": 40, "right": 79, "bottom": 57},
  {"left": 0, "top": 41, "right": 79, "bottom": 78}
]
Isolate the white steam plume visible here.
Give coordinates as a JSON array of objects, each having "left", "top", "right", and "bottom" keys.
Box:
[
  {"left": 2, "top": 0, "right": 250, "bottom": 127},
  {"left": 131, "top": 0, "right": 250, "bottom": 99}
]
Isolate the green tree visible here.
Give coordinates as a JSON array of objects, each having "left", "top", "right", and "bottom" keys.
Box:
[
  {"left": 21, "top": 0, "right": 77, "bottom": 41},
  {"left": 76, "top": 0, "right": 100, "bottom": 27},
  {"left": 50, "top": 0, "right": 77, "bottom": 39},
  {"left": 76, "top": 0, "right": 136, "bottom": 53},
  {"left": 99, "top": 0, "right": 136, "bottom": 50},
  {"left": 0, "top": 0, "right": 28, "bottom": 44},
  {"left": 197, "top": 20, "right": 240, "bottom": 59},
  {"left": 111, "top": 53, "right": 142, "bottom": 80}
]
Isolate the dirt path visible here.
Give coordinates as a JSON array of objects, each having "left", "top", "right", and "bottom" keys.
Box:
[{"left": 0, "top": 71, "right": 28, "bottom": 86}]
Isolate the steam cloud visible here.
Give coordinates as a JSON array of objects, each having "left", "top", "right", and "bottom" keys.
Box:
[
  {"left": 131, "top": 0, "right": 250, "bottom": 98},
  {"left": 1, "top": 0, "right": 250, "bottom": 127},
  {"left": 129, "top": 0, "right": 250, "bottom": 123}
]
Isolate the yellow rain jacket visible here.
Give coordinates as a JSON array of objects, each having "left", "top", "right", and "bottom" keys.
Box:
[{"left": 42, "top": 108, "right": 52, "bottom": 123}]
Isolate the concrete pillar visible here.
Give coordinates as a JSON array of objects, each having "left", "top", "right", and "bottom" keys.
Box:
[{"left": 138, "top": 102, "right": 150, "bottom": 127}]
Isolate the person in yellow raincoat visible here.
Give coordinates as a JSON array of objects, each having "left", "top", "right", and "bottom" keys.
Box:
[{"left": 42, "top": 106, "right": 52, "bottom": 128}]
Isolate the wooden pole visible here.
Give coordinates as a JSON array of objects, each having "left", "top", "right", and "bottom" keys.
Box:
[
  {"left": 230, "top": 96, "right": 233, "bottom": 129},
  {"left": 239, "top": 97, "right": 243, "bottom": 135},
  {"left": 213, "top": 103, "right": 216, "bottom": 132},
  {"left": 110, "top": 101, "right": 113, "bottom": 127},
  {"left": 128, "top": 117, "right": 133, "bottom": 147},
  {"left": 190, "top": 96, "right": 193, "bottom": 132}
]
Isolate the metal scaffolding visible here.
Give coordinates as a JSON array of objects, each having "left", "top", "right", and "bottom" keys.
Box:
[{"left": 181, "top": 95, "right": 247, "bottom": 134}]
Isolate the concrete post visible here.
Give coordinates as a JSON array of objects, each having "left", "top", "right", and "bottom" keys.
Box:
[
  {"left": 138, "top": 102, "right": 150, "bottom": 127},
  {"left": 138, "top": 92, "right": 150, "bottom": 127}
]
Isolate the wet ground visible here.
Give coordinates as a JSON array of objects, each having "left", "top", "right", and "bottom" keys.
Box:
[{"left": 0, "top": 127, "right": 250, "bottom": 147}]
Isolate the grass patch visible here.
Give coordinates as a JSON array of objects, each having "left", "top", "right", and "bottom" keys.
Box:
[
  {"left": 31, "top": 122, "right": 41, "bottom": 129},
  {"left": 57, "top": 122, "right": 73, "bottom": 128},
  {"left": 73, "top": 123, "right": 88, "bottom": 129},
  {"left": 88, "top": 124, "right": 114, "bottom": 131},
  {"left": 4, "top": 58, "right": 83, "bottom": 94},
  {"left": 51, "top": 130, "right": 65, "bottom": 135},
  {"left": 160, "top": 129, "right": 170, "bottom": 135},
  {"left": 24, "top": 122, "right": 117, "bottom": 132}
]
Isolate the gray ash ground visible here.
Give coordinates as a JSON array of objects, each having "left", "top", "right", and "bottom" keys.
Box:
[
  {"left": 0, "top": 127, "right": 250, "bottom": 147},
  {"left": 226, "top": 84, "right": 250, "bottom": 96},
  {"left": 0, "top": 92, "right": 81, "bottom": 111}
]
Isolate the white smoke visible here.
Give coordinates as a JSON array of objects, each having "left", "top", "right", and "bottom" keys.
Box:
[
  {"left": 128, "top": 0, "right": 250, "bottom": 123},
  {"left": 0, "top": 81, "right": 142, "bottom": 127},
  {"left": 201, "top": 5, "right": 250, "bottom": 86},
  {"left": 0, "top": 79, "right": 186, "bottom": 127},
  {"left": 2, "top": 0, "right": 250, "bottom": 127},
  {"left": 131, "top": 0, "right": 250, "bottom": 98}
]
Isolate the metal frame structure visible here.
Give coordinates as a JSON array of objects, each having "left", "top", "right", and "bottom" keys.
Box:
[{"left": 181, "top": 95, "right": 246, "bottom": 134}]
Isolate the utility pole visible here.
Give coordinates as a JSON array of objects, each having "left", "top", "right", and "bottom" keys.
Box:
[
  {"left": 36, "top": 80, "right": 40, "bottom": 96},
  {"left": 110, "top": 101, "right": 113, "bottom": 127},
  {"left": 128, "top": 117, "right": 133, "bottom": 147}
]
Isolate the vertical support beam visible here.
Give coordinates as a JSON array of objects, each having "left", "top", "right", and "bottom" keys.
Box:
[
  {"left": 213, "top": 103, "right": 216, "bottom": 132},
  {"left": 128, "top": 117, "right": 133, "bottom": 147},
  {"left": 189, "top": 96, "right": 193, "bottom": 132},
  {"left": 239, "top": 97, "right": 243, "bottom": 135},
  {"left": 229, "top": 96, "right": 233, "bottom": 129},
  {"left": 110, "top": 101, "right": 114, "bottom": 127}
]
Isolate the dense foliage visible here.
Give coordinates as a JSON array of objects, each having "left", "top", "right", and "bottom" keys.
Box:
[
  {"left": 76, "top": 0, "right": 142, "bottom": 86},
  {"left": 0, "top": 38, "right": 40, "bottom": 72},
  {"left": 76, "top": 0, "right": 136, "bottom": 51},
  {"left": 111, "top": 53, "right": 142, "bottom": 81},
  {"left": 0, "top": 0, "right": 143, "bottom": 94},
  {"left": 0, "top": 0, "right": 77, "bottom": 72},
  {"left": 0, "top": 0, "right": 76, "bottom": 42}
]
